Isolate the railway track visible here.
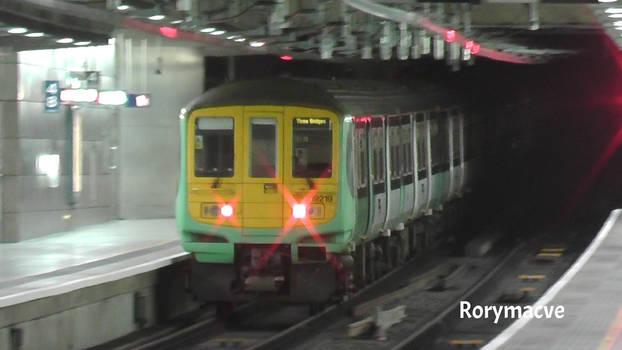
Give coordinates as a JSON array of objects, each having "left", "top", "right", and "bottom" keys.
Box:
[
  {"left": 106, "top": 236, "right": 515, "bottom": 350},
  {"left": 99, "top": 218, "right": 595, "bottom": 350}
]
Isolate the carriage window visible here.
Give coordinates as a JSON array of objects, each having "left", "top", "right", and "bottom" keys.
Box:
[
  {"left": 194, "top": 117, "right": 234, "bottom": 177},
  {"left": 293, "top": 117, "right": 332, "bottom": 178},
  {"left": 250, "top": 118, "right": 277, "bottom": 178}
]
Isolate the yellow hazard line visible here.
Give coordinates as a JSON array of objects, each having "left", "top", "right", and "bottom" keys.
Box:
[{"left": 519, "top": 274, "right": 545, "bottom": 280}]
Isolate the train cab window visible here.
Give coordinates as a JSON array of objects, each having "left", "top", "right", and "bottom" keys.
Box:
[
  {"left": 293, "top": 117, "right": 332, "bottom": 178},
  {"left": 194, "top": 117, "right": 234, "bottom": 177},
  {"left": 416, "top": 113, "right": 427, "bottom": 179},
  {"left": 250, "top": 118, "right": 277, "bottom": 178}
]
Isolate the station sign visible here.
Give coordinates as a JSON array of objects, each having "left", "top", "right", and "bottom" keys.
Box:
[{"left": 44, "top": 80, "right": 60, "bottom": 113}]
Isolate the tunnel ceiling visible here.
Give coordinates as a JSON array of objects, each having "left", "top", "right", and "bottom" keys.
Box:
[{"left": 0, "top": 0, "right": 615, "bottom": 65}]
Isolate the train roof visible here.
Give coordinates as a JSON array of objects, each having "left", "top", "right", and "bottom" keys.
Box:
[{"left": 185, "top": 78, "right": 459, "bottom": 117}]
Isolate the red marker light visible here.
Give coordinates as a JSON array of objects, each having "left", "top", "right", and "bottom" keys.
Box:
[
  {"left": 292, "top": 204, "right": 306, "bottom": 219},
  {"left": 445, "top": 30, "right": 456, "bottom": 43},
  {"left": 471, "top": 43, "right": 481, "bottom": 55},
  {"left": 159, "top": 27, "right": 178, "bottom": 39},
  {"left": 221, "top": 204, "right": 233, "bottom": 218},
  {"left": 280, "top": 55, "right": 293, "bottom": 61}
]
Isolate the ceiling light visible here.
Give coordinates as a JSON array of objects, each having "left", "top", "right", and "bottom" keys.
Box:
[
  {"left": 606, "top": 7, "right": 622, "bottom": 13},
  {"left": 149, "top": 15, "right": 166, "bottom": 21},
  {"left": 234, "top": 37, "right": 246, "bottom": 42},
  {"left": 56, "top": 38, "right": 74, "bottom": 44},
  {"left": 74, "top": 41, "right": 92, "bottom": 46},
  {"left": 600, "top": 0, "right": 618, "bottom": 3},
  {"left": 117, "top": 4, "right": 130, "bottom": 10},
  {"left": 227, "top": 35, "right": 237, "bottom": 40},
  {"left": 171, "top": 19, "right": 183, "bottom": 24},
  {"left": 614, "top": 20, "right": 622, "bottom": 26},
  {"left": 25, "top": 32, "right": 44, "bottom": 38},
  {"left": 8, "top": 27, "right": 28, "bottom": 34},
  {"left": 200, "top": 27, "right": 215, "bottom": 33},
  {"left": 210, "top": 30, "right": 226, "bottom": 36},
  {"left": 610, "top": 13, "right": 622, "bottom": 18},
  {"left": 249, "top": 41, "right": 266, "bottom": 47}
]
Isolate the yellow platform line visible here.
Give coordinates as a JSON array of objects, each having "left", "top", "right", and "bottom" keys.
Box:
[
  {"left": 520, "top": 287, "right": 535, "bottom": 293},
  {"left": 598, "top": 307, "right": 622, "bottom": 350},
  {"left": 519, "top": 274, "right": 545, "bottom": 280},
  {"left": 536, "top": 252, "right": 562, "bottom": 258},
  {"left": 540, "top": 248, "right": 565, "bottom": 253}
]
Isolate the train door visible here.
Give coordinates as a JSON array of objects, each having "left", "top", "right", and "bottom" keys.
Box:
[
  {"left": 354, "top": 118, "right": 371, "bottom": 238},
  {"left": 369, "top": 117, "right": 387, "bottom": 236},
  {"left": 400, "top": 115, "right": 415, "bottom": 219},
  {"left": 241, "top": 107, "right": 284, "bottom": 232},
  {"left": 187, "top": 108, "right": 243, "bottom": 228},
  {"left": 387, "top": 116, "right": 402, "bottom": 227},
  {"left": 430, "top": 111, "right": 449, "bottom": 208},
  {"left": 283, "top": 107, "right": 340, "bottom": 229},
  {"left": 414, "top": 112, "right": 430, "bottom": 215}
]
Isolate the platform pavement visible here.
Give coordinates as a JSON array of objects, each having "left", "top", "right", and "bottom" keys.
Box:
[
  {"left": 0, "top": 219, "right": 187, "bottom": 308},
  {"left": 483, "top": 209, "right": 622, "bottom": 350}
]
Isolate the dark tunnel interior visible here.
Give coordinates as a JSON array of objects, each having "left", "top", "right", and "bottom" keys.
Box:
[{"left": 205, "top": 33, "right": 622, "bottom": 239}]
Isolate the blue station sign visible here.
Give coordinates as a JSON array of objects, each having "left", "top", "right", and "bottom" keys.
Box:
[{"left": 44, "top": 80, "right": 60, "bottom": 113}]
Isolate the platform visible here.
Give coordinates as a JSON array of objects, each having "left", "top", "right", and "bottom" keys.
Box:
[
  {"left": 484, "top": 209, "right": 622, "bottom": 350},
  {"left": 0, "top": 219, "right": 196, "bottom": 350},
  {"left": 0, "top": 219, "right": 186, "bottom": 307}
]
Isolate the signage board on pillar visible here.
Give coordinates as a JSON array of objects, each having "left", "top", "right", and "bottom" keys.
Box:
[{"left": 44, "top": 80, "right": 60, "bottom": 113}]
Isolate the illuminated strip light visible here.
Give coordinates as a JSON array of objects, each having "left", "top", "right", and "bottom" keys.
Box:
[
  {"left": 606, "top": 8, "right": 622, "bottom": 13},
  {"left": 98, "top": 90, "right": 128, "bottom": 105},
  {"left": 126, "top": 93, "right": 151, "bottom": 108},
  {"left": 60, "top": 88, "right": 98, "bottom": 103},
  {"left": 342, "top": 0, "right": 535, "bottom": 64}
]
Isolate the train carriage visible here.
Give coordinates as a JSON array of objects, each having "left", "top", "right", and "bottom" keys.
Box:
[{"left": 176, "top": 78, "right": 481, "bottom": 304}]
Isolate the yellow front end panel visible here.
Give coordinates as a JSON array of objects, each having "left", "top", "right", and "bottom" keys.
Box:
[{"left": 186, "top": 105, "right": 340, "bottom": 230}]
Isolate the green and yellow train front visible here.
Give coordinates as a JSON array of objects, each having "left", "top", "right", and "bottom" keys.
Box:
[{"left": 176, "top": 104, "right": 356, "bottom": 302}]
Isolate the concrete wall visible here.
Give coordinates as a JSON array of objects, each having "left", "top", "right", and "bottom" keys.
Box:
[
  {"left": 116, "top": 30, "right": 204, "bottom": 219},
  {"left": 0, "top": 260, "right": 199, "bottom": 350},
  {"left": 0, "top": 47, "right": 118, "bottom": 242}
]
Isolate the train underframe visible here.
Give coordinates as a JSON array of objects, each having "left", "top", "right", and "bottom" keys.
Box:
[{"left": 189, "top": 200, "right": 466, "bottom": 307}]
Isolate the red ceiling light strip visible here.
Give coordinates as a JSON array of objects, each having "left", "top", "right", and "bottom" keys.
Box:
[
  {"left": 344, "top": 0, "right": 535, "bottom": 65},
  {"left": 418, "top": 18, "right": 532, "bottom": 64}
]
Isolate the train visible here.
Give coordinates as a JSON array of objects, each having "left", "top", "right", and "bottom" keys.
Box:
[{"left": 176, "top": 78, "right": 484, "bottom": 306}]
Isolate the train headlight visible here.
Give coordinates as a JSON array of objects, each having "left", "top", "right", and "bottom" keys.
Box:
[
  {"left": 293, "top": 204, "right": 306, "bottom": 219},
  {"left": 220, "top": 204, "right": 233, "bottom": 218}
]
